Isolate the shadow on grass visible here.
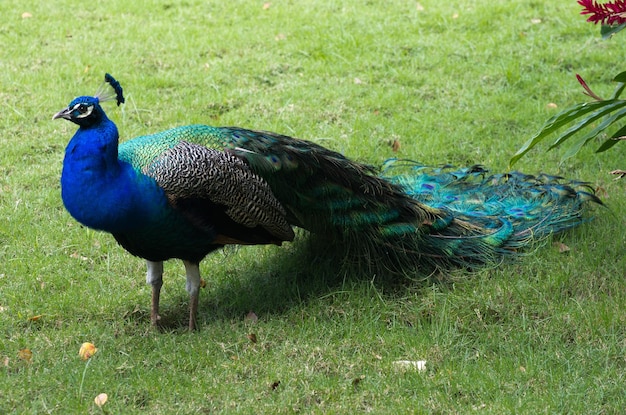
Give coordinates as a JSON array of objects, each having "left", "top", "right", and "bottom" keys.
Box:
[
  {"left": 118, "top": 223, "right": 600, "bottom": 332},
  {"left": 120, "top": 232, "right": 462, "bottom": 332}
]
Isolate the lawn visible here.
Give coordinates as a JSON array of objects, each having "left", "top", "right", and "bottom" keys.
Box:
[{"left": 1, "top": 0, "right": 625, "bottom": 413}]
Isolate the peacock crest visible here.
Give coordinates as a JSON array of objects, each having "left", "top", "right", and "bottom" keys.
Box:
[{"left": 95, "top": 73, "right": 125, "bottom": 106}]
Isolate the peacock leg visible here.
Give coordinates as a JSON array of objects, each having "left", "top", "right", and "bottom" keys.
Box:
[
  {"left": 183, "top": 260, "right": 201, "bottom": 330},
  {"left": 146, "top": 260, "right": 164, "bottom": 326}
]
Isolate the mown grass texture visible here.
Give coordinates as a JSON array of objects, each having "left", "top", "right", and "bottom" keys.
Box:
[{"left": 0, "top": 0, "right": 625, "bottom": 413}]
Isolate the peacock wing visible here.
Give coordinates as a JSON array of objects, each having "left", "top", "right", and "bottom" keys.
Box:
[{"left": 143, "top": 141, "right": 295, "bottom": 244}]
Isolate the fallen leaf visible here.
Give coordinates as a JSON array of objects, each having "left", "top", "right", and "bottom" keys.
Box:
[
  {"left": 3, "top": 356, "right": 10, "bottom": 367},
  {"left": 610, "top": 169, "right": 626, "bottom": 179},
  {"left": 519, "top": 365, "right": 526, "bottom": 373},
  {"left": 452, "top": 13, "right": 459, "bottom": 19},
  {"left": 595, "top": 185, "right": 609, "bottom": 198},
  {"left": 247, "top": 333, "right": 257, "bottom": 343},
  {"left": 263, "top": 2, "right": 271, "bottom": 9},
  {"left": 79, "top": 342, "right": 97, "bottom": 360},
  {"left": 553, "top": 241, "right": 570, "bottom": 253},
  {"left": 18, "top": 348, "right": 32, "bottom": 363},
  {"left": 21, "top": 12, "right": 32, "bottom": 18},
  {"left": 393, "top": 360, "right": 427, "bottom": 372},
  {"left": 391, "top": 139, "right": 401, "bottom": 152},
  {"left": 28, "top": 314, "right": 43, "bottom": 321},
  {"left": 546, "top": 102, "right": 558, "bottom": 109},
  {"left": 244, "top": 311, "right": 258, "bottom": 324},
  {"left": 352, "top": 375, "right": 365, "bottom": 387},
  {"left": 94, "top": 393, "right": 108, "bottom": 407},
  {"left": 354, "top": 77, "right": 364, "bottom": 84},
  {"left": 199, "top": 278, "right": 206, "bottom": 288},
  {"left": 70, "top": 252, "right": 89, "bottom": 261}
]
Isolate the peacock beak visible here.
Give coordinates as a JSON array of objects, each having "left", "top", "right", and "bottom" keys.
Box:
[{"left": 52, "top": 107, "right": 72, "bottom": 121}]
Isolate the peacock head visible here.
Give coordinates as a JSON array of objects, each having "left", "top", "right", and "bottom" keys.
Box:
[{"left": 53, "top": 73, "right": 125, "bottom": 128}]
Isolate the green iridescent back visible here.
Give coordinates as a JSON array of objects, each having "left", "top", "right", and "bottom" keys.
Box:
[{"left": 119, "top": 125, "right": 231, "bottom": 170}]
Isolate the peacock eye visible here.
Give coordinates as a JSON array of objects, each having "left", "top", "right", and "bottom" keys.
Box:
[{"left": 72, "top": 103, "right": 94, "bottom": 118}]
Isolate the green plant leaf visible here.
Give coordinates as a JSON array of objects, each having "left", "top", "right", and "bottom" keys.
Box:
[
  {"left": 601, "top": 23, "right": 626, "bottom": 39},
  {"left": 509, "top": 100, "right": 613, "bottom": 166},
  {"left": 548, "top": 100, "right": 626, "bottom": 150},
  {"left": 613, "top": 72, "right": 626, "bottom": 83},
  {"left": 610, "top": 81, "right": 626, "bottom": 100},
  {"left": 596, "top": 124, "right": 626, "bottom": 152},
  {"left": 560, "top": 106, "right": 626, "bottom": 160}
]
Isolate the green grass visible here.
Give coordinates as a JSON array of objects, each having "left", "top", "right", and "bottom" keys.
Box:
[{"left": 1, "top": 0, "right": 625, "bottom": 413}]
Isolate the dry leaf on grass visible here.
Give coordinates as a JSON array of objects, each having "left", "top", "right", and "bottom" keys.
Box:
[
  {"left": 79, "top": 342, "right": 97, "bottom": 360},
  {"left": 94, "top": 393, "right": 108, "bottom": 407},
  {"left": 391, "top": 139, "right": 401, "bottom": 152},
  {"left": 70, "top": 252, "right": 89, "bottom": 261},
  {"left": 392, "top": 360, "right": 427, "bottom": 372},
  {"left": 610, "top": 169, "right": 626, "bottom": 179},
  {"left": 352, "top": 375, "right": 365, "bottom": 387},
  {"left": 18, "top": 348, "right": 33, "bottom": 363},
  {"left": 244, "top": 311, "right": 258, "bottom": 324},
  {"left": 553, "top": 241, "right": 570, "bottom": 253}
]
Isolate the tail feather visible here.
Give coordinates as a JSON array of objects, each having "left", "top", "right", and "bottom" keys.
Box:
[
  {"left": 293, "top": 159, "right": 599, "bottom": 274},
  {"left": 216, "top": 127, "right": 600, "bottom": 274},
  {"left": 369, "top": 160, "right": 600, "bottom": 270}
]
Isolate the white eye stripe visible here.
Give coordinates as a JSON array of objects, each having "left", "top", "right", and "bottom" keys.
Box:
[{"left": 72, "top": 103, "right": 94, "bottom": 118}]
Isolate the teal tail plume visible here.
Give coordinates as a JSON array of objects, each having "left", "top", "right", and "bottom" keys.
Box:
[{"left": 372, "top": 161, "right": 601, "bottom": 271}]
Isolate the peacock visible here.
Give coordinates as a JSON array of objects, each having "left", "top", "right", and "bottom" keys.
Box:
[{"left": 54, "top": 74, "right": 601, "bottom": 330}]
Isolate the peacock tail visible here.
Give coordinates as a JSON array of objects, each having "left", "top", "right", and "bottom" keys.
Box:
[
  {"left": 118, "top": 124, "right": 600, "bottom": 273},
  {"left": 55, "top": 74, "right": 601, "bottom": 328}
]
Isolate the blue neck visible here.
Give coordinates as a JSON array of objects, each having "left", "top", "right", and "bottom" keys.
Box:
[{"left": 61, "top": 115, "right": 164, "bottom": 233}]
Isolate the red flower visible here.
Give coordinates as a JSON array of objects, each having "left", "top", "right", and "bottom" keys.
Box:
[{"left": 579, "top": 0, "right": 626, "bottom": 25}]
